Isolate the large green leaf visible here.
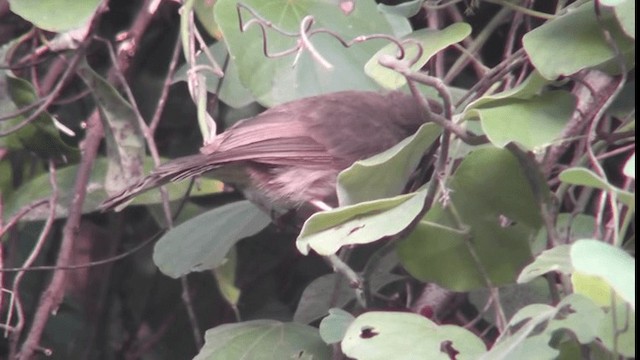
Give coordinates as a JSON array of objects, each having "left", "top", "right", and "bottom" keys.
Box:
[
  {"left": 297, "top": 187, "right": 428, "bottom": 256},
  {"left": 337, "top": 122, "right": 441, "bottom": 206},
  {"left": 601, "top": 0, "right": 635, "bottom": 39},
  {"left": 623, "top": 153, "right": 635, "bottom": 178},
  {"left": 480, "top": 294, "right": 604, "bottom": 360},
  {"left": 518, "top": 239, "right": 636, "bottom": 356},
  {"left": 214, "top": 0, "right": 404, "bottom": 106},
  {"left": 9, "top": 0, "right": 100, "bottom": 32},
  {"left": 193, "top": 0, "right": 222, "bottom": 39},
  {"left": 469, "top": 91, "right": 574, "bottom": 150},
  {"left": 342, "top": 311, "right": 486, "bottom": 360},
  {"left": 571, "top": 239, "right": 635, "bottom": 309},
  {"left": 319, "top": 308, "right": 355, "bottom": 344},
  {"left": 398, "top": 148, "right": 542, "bottom": 290},
  {"left": 517, "top": 245, "right": 573, "bottom": 283},
  {"left": 294, "top": 274, "right": 355, "bottom": 325},
  {"left": 76, "top": 63, "right": 146, "bottom": 194},
  {"left": 153, "top": 200, "right": 271, "bottom": 278},
  {"left": 364, "top": 23, "right": 471, "bottom": 90},
  {"left": 613, "top": 0, "right": 634, "bottom": 39},
  {"left": 559, "top": 167, "right": 635, "bottom": 208},
  {"left": 464, "top": 72, "right": 575, "bottom": 150},
  {"left": 518, "top": 239, "right": 635, "bottom": 310},
  {"left": 194, "top": 320, "right": 331, "bottom": 360},
  {"left": 523, "top": 2, "right": 635, "bottom": 80}
]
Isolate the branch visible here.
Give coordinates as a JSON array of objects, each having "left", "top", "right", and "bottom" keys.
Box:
[{"left": 18, "top": 112, "right": 103, "bottom": 360}]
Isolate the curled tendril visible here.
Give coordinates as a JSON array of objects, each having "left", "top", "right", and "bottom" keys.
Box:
[{"left": 235, "top": 2, "right": 424, "bottom": 69}]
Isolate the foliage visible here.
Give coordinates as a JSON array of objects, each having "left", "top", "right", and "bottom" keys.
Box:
[{"left": 0, "top": 0, "right": 634, "bottom": 359}]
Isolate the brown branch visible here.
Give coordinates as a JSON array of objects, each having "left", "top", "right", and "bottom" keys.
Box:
[
  {"left": 542, "top": 70, "right": 622, "bottom": 177},
  {"left": 17, "top": 111, "right": 103, "bottom": 360}
]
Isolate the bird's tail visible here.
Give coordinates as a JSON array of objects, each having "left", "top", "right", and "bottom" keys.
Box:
[{"left": 99, "top": 153, "right": 220, "bottom": 212}]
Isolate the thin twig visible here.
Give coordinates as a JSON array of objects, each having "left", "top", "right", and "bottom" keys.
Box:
[
  {"left": 0, "top": 231, "right": 161, "bottom": 272},
  {"left": 150, "top": 35, "right": 183, "bottom": 133},
  {"left": 181, "top": 277, "right": 204, "bottom": 349},
  {"left": 0, "top": 200, "right": 49, "bottom": 239},
  {"left": 7, "top": 162, "right": 58, "bottom": 353},
  {"left": 0, "top": 48, "right": 85, "bottom": 135}
]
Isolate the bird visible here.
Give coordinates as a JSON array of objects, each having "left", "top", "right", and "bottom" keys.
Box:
[{"left": 100, "top": 90, "right": 438, "bottom": 214}]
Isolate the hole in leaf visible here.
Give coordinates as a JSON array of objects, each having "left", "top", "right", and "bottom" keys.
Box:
[
  {"left": 556, "top": 304, "right": 576, "bottom": 320},
  {"left": 348, "top": 224, "right": 365, "bottom": 235},
  {"left": 359, "top": 326, "right": 379, "bottom": 339},
  {"left": 419, "top": 305, "right": 434, "bottom": 319},
  {"left": 498, "top": 214, "right": 516, "bottom": 228},
  {"left": 440, "top": 340, "right": 459, "bottom": 360}
]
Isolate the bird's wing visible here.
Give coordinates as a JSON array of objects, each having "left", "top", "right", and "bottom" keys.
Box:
[
  {"left": 197, "top": 91, "right": 424, "bottom": 167},
  {"left": 199, "top": 110, "right": 336, "bottom": 166}
]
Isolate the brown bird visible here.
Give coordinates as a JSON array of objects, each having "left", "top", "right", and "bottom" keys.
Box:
[{"left": 100, "top": 90, "right": 437, "bottom": 213}]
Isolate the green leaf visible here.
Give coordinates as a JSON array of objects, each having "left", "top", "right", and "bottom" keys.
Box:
[
  {"left": 376, "top": 0, "right": 424, "bottom": 37},
  {"left": 153, "top": 200, "right": 271, "bottom": 278},
  {"left": 214, "top": 0, "right": 404, "bottom": 106},
  {"left": 194, "top": 0, "right": 222, "bottom": 39},
  {"left": 468, "top": 278, "right": 551, "bottom": 324},
  {"left": 337, "top": 122, "right": 441, "bottom": 205},
  {"left": 463, "top": 71, "right": 575, "bottom": 151},
  {"left": 517, "top": 245, "right": 573, "bottom": 283},
  {"left": 610, "top": 0, "right": 635, "bottom": 39},
  {"left": 9, "top": 0, "right": 101, "bottom": 32},
  {"left": 365, "top": 23, "right": 471, "bottom": 90},
  {"left": 319, "top": 308, "right": 355, "bottom": 344},
  {"left": 559, "top": 167, "right": 635, "bottom": 208},
  {"left": 531, "top": 213, "right": 597, "bottom": 255},
  {"left": 297, "top": 187, "right": 428, "bottom": 256},
  {"left": 480, "top": 294, "right": 604, "bottom": 360},
  {"left": 398, "top": 148, "right": 542, "bottom": 290},
  {"left": 193, "top": 320, "right": 331, "bottom": 360},
  {"left": 342, "top": 311, "right": 486, "bottom": 360},
  {"left": 76, "top": 63, "right": 146, "bottom": 194},
  {"left": 523, "top": 2, "right": 635, "bottom": 79},
  {"left": 465, "top": 88, "right": 575, "bottom": 150},
  {"left": 0, "top": 74, "right": 78, "bottom": 160},
  {"left": 468, "top": 70, "right": 552, "bottom": 106},
  {"left": 293, "top": 273, "right": 356, "bottom": 325},
  {"left": 518, "top": 239, "right": 635, "bottom": 310},
  {"left": 571, "top": 272, "right": 616, "bottom": 307},
  {"left": 213, "top": 247, "right": 241, "bottom": 308},
  {"left": 294, "top": 251, "right": 403, "bottom": 324},
  {"left": 623, "top": 153, "right": 635, "bottom": 178},
  {"left": 570, "top": 239, "right": 635, "bottom": 309},
  {"left": 598, "top": 300, "right": 635, "bottom": 357},
  {"left": 377, "top": 0, "right": 424, "bottom": 18}
]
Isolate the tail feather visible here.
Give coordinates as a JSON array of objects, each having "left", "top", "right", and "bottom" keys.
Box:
[{"left": 99, "top": 153, "right": 220, "bottom": 211}]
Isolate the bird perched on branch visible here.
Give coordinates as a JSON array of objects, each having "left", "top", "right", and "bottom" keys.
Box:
[{"left": 100, "top": 90, "right": 439, "bottom": 214}]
